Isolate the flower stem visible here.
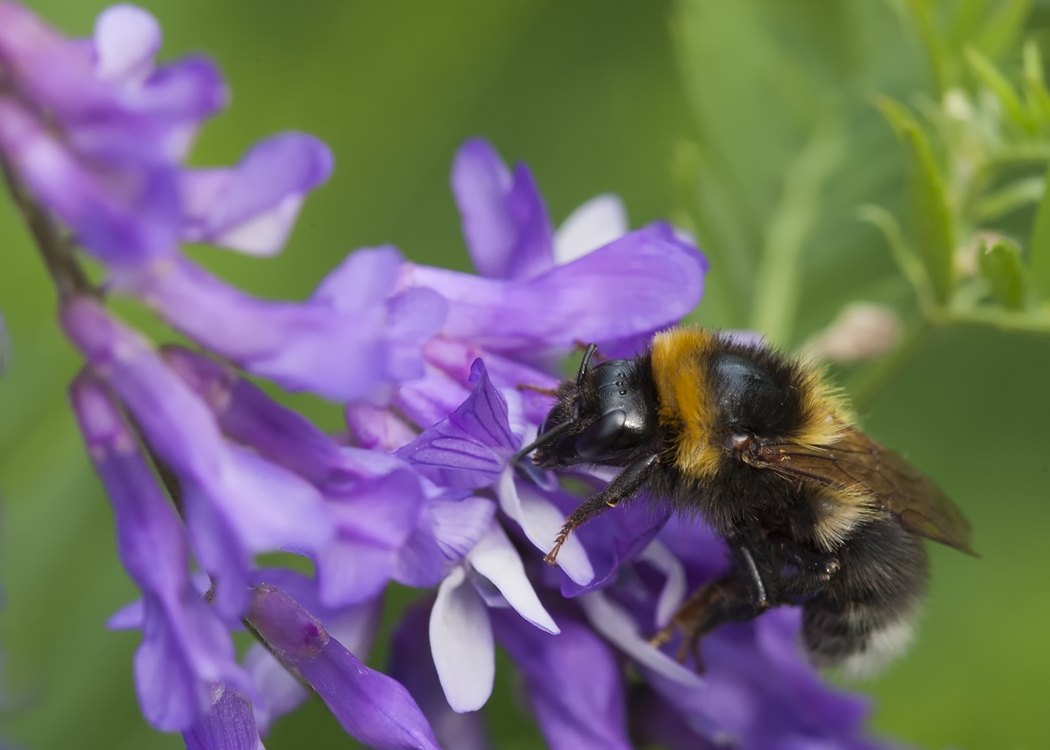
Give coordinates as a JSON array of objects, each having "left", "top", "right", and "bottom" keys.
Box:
[{"left": 0, "top": 154, "right": 97, "bottom": 301}]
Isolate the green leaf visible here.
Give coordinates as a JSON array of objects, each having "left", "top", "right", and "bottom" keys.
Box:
[
  {"left": 974, "top": 176, "right": 1045, "bottom": 221},
  {"left": 1022, "top": 40, "right": 1050, "bottom": 130},
  {"left": 972, "top": 0, "right": 1032, "bottom": 61},
  {"left": 903, "top": 0, "right": 949, "bottom": 95},
  {"left": 875, "top": 96, "right": 955, "bottom": 303},
  {"left": 750, "top": 115, "right": 845, "bottom": 346},
  {"left": 857, "top": 203, "right": 936, "bottom": 311},
  {"left": 1028, "top": 160, "right": 1050, "bottom": 298},
  {"left": 965, "top": 46, "right": 1033, "bottom": 132},
  {"left": 978, "top": 237, "right": 1032, "bottom": 310}
]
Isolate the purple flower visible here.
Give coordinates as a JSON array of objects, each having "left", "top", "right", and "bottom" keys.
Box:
[
  {"left": 403, "top": 138, "right": 707, "bottom": 360},
  {"left": 62, "top": 298, "right": 335, "bottom": 619},
  {"left": 161, "top": 345, "right": 478, "bottom": 606},
  {"left": 246, "top": 583, "right": 443, "bottom": 750},
  {"left": 491, "top": 601, "right": 633, "bottom": 750},
  {"left": 68, "top": 373, "right": 253, "bottom": 731},
  {"left": 179, "top": 132, "right": 333, "bottom": 255},
  {"left": 243, "top": 569, "right": 383, "bottom": 734},
  {"left": 0, "top": 2, "right": 224, "bottom": 262}
]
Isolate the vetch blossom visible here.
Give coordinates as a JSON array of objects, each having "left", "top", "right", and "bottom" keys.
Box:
[
  {"left": 62, "top": 297, "right": 335, "bottom": 620},
  {"left": 0, "top": 2, "right": 224, "bottom": 262},
  {"left": 68, "top": 373, "right": 254, "bottom": 731},
  {"left": 246, "top": 583, "right": 443, "bottom": 750},
  {"left": 161, "top": 345, "right": 489, "bottom": 607}
]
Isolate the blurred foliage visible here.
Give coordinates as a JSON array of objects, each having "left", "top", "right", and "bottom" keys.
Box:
[
  {"left": 1, "top": 1, "right": 1048, "bottom": 750},
  {"left": 674, "top": 0, "right": 1050, "bottom": 747}
]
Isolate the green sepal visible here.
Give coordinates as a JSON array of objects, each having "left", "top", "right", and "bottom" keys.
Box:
[
  {"left": 978, "top": 237, "right": 1032, "bottom": 310},
  {"left": 875, "top": 96, "right": 955, "bottom": 304},
  {"left": 1022, "top": 41, "right": 1050, "bottom": 130},
  {"left": 965, "top": 46, "right": 1033, "bottom": 133}
]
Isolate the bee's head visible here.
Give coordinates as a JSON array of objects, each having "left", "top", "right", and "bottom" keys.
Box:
[{"left": 514, "top": 344, "right": 658, "bottom": 469}]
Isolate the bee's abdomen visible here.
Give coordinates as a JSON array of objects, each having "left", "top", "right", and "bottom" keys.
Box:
[{"left": 801, "top": 516, "right": 928, "bottom": 677}]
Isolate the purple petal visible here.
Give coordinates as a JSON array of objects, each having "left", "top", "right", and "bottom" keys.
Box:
[
  {"left": 451, "top": 138, "right": 554, "bottom": 280},
  {"left": 491, "top": 606, "right": 632, "bottom": 750},
  {"left": 69, "top": 374, "right": 251, "bottom": 730},
  {"left": 429, "top": 566, "right": 494, "bottom": 712},
  {"left": 626, "top": 683, "right": 710, "bottom": 750},
  {"left": 429, "top": 495, "right": 496, "bottom": 561},
  {"left": 552, "top": 193, "right": 629, "bottom": 265},
  {"left": 118, "top": 251, "right": 434, "bottom": 402},
  {"left": 394, "top": 523, "right": 448, "bottom": 588},
  {"left": 136, "top": 591, "right": 253, "bottom": 732},
  {"left": 311, "top": 244, "right": 403, "bottom": 310},
  {"left": 346, "top": 403, "right": 418, "bottom": 452},
  {"left": 314, "top": 536, "right": 398, "bottom": 608},
  {"left": 0, "top": 3, "right": 107, "bottom": 117},
  {"left": 394, "top": 366, "right": 472, "bottom": 430},
  {"left": 243, "top": 644, "right": 307, "bottom": 737},
  {"left": 0, "top": 99, "right": 179, "bottom": 262},
  {"left": 391, "top": 603, "right": 492, "bottom": 750},
  {"left": 396, "top": 360, "right": 517, "bottom": 489},
  {"left": 246, "top": 584, "right": 442, "bottom": 750},
  {"left": 93, "top": 4, "right": 161, "bottom": 83},
  {"left": 245, "top": 570, "right": 383, "bottom": 733},
  {"left": 180, "top": 133, "right": 333, "bottom": 255},
  {"left": 163, "top": 346, "right": 350, "bottom": 487},
  {"left": 419, "top": 337, "right": 559, "bottom": 424},
  {"left": 397, "top": 223, "right": 707, "bottom": 355},
  {"left": 182, "top": 684, "right": 265, "bottom": 750},
  {"left": 466, "top": 522, "right": 558, "bottom": 634}
]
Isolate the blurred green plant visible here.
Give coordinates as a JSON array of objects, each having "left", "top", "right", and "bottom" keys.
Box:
[{"left": 673, "top": 0, "right": 1050, "bottom": 408}]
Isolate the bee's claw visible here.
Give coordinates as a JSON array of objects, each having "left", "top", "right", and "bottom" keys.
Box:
[{"left": 543, "top": 535, "right": 567, "bottom": 566}]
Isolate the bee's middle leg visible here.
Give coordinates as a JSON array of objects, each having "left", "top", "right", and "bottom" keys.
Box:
[{"left": 649, "top": 544, "right": 772, "bottom": 669}]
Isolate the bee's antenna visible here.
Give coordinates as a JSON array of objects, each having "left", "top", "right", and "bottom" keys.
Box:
[
  {"left": 576, "top": 343, "right": 598, "bottom": 387},
  {"left": 510, "top": 420, "right": 573, "bottom": 465}
]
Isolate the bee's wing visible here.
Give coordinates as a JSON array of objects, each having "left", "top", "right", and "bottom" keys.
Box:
[{"left": 748, "top": 427, "right": 977, "bottom": 556}]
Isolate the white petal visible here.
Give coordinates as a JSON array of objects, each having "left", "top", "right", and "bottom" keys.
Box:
[
  {"left": 579, "top": 592, "right": 702, "bottom": 688},
  {"left": 639, "top": 540, "right": 687, "bottom": 628},
  {"left": 94, "top": 4, "right": 160, "bottom": 83},
  {"left": 467, "top": 522, "right": 559, "bottom": 634},
  {"left": 429, "top": 566, "right": 494, "bottom": 712},
  {"left": 215, "top": 194, "right": 305, "bottom": 256},
  {"left": 497, "top": 469, "right": 594, "bottom": 585},
  {"left": 553, "top": 193, "right": 628, "bottom": 265}
]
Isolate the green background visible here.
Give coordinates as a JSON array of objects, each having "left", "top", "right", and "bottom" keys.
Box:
[{"left": 1, "top": 1, "right": 1047, "bottom": 748}]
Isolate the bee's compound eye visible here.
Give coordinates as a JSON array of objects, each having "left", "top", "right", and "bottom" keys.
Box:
[{"left": 576, "top": 409, "right": 627, "bottom": 460}]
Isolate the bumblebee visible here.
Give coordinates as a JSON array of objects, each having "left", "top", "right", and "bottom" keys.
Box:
[{"left": 516, "top": 328, "right": 975, "bottom": 676}]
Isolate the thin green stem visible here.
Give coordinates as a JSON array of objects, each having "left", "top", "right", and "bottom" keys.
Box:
[{"left": 0, "top": 153, "right": 97, "bottom": 301}]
